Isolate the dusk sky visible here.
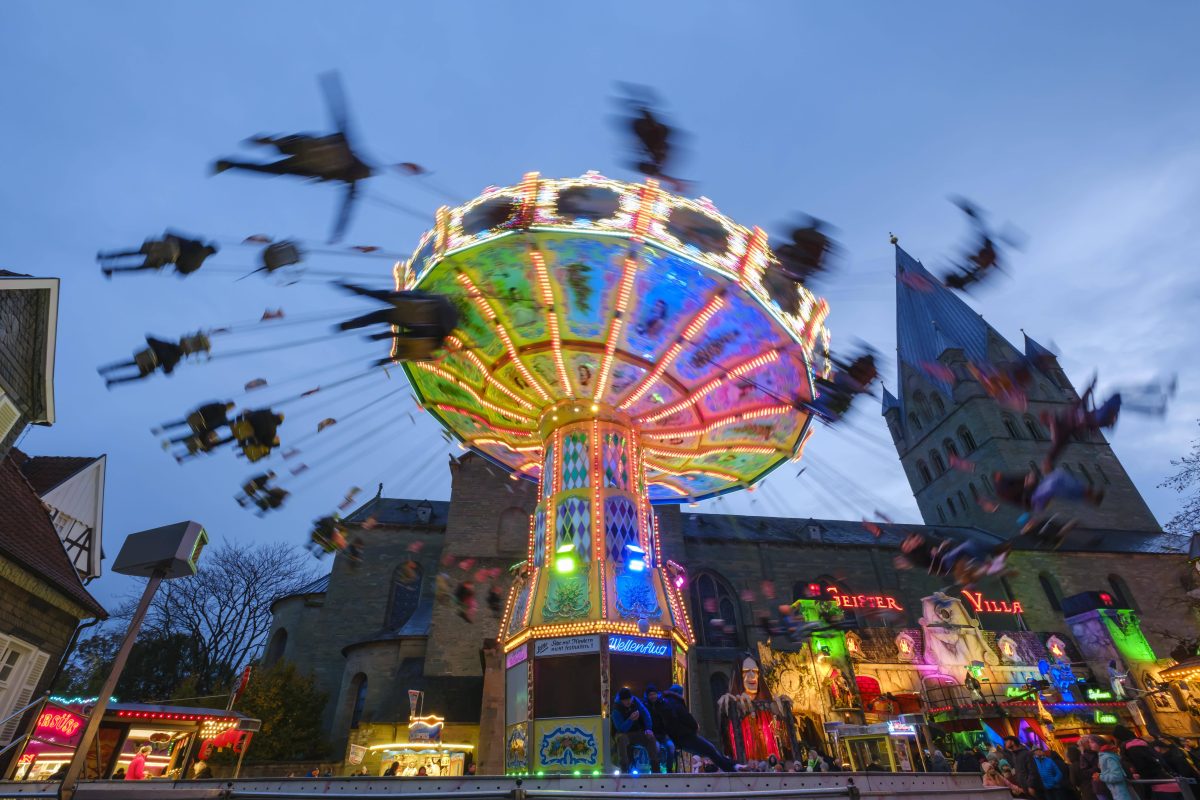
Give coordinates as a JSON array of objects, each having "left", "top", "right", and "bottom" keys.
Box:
[{"left": 2, "top": 1, "right": 1198, "bottom": 609}]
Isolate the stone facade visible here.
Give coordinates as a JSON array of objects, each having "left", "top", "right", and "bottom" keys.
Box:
[{"left": 0, "top": 275, "right": 56, "bottom": 456}]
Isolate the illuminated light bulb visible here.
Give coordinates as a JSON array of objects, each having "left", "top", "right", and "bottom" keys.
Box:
[
  {"left": 590, "top": 404, "right": 599, "bottom": 412},
  {"left": 555, "top": 545, "right": 576, "bottom": 575},
  {"left": 675, "top": 576, "right": 685, "bottom": 589},
  {"left": 592, "top": 769, "right": 601, "bottom": 776},
  {"left": 573, "top": 770, "right": 582, "bottom": 776},
  {"left": 625, "top": 544, "right": 646, "bottom": 572}
]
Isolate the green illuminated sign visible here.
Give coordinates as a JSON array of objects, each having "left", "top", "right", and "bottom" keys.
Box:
[
  {"left": 1086, "top": 688, "right": 1113, "bottom": 701},
  {"left": 1094, "top": 711, "right": 1118, "bottom": 725}
]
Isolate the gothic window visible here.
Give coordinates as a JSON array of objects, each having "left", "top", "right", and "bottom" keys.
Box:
[
  {"left": 937, "top": 505, "right": 946, "bottom": 523},
  {"left": 932, "top": 394, "right": 946, "bottom": 417},
  {"left": 917, "top": 460, "right": 932, "bottom": 486},
  {"left": 263, "top": 628, "right": 287, "bottom": 667},
  {"left": 947, "top": 496, "right": 957, "bottom": 517},
  {"left": 1079, "top": 463, "right": 1094, "bottom": 487},
  {"left": 349, "top": 673, "right": 368, "bottom": 729},
  {"left": 1039, "top": 572, "right": 1064, "bottom": 612},
  {"left": 1024, "top": 416, "right": 1046, "bottom": 441},
  {"left": 930, "top": 451, "right": 946, "bottom": 475},
  {"left": 958, "top": 426, "right": 977, "bottom": 453},
  {"left": 908, "top": 412, "right": 922, "bottom": 432},
  {"left": 1096, "top": 463, "right": 1111, "bottom": 485},
  {"left": 957, "top": 490, "right": 968, "bottom": 513},
  {"left": 1003, "top": 415, "right": 1022, "bottom": 439},
  {"left": 1108, "top": 574, "right": 1139, "bottom": 612},
  {"left": 943, "top": 438, "right": 959, "bottom": 461},
  {"left": 386, "top": 562, "right": 423, "bottom": 630},
  {"left": 969, "top": 483, "right": 980, "bottom": 504},
  {"left": 692, "top": 571, "right": 743, "bottom": 648},
  {"left": 913, "top": 392, "right": 931, "bottom": 423}
]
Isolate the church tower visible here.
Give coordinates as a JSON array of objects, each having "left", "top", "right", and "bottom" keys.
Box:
[{"left": 881, "top": 245, "right": 1160, "bottom": 536}]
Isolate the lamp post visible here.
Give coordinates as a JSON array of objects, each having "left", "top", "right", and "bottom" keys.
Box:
[{"left": 59, "top": 521, "right": 208, "bottom": 800}]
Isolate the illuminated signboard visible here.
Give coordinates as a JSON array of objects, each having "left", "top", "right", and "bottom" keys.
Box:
[
  {"left": 506, "top": 645, "right": 528, "bottom": 669},
  {"left": 32, "top": 705, "right": 86, "bottom": 748},
  {"left": 1086, "top": 688, "right": 1114, "bottom": 701},
  {"left": 961, "top": 590, "right": 1024, "bottom": 615},
  {"left": 1006, "top": 686, "right": 1031, "bottom": 698},
  {"left": 886, "top": 721, "right": 917, "bottom": 736},
  {"left": 533, "top": 635, "right": 599, "bottom": 658},
  {"left": 408, "top": 715, "right": 445, "bottom": 743},
  {"left": 828, "top": 587, "right": 903, "bottom": 612},
  {"left": 1094, "top": 711, "right": 1119, "bottom": 725},
  {"left": 608, "top": 635, "right": 671, "bottom": 657}
]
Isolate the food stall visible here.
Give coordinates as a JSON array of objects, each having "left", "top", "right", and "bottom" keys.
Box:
[
  {"left": 369, "top": 714, "right": 472, "bottom": 776},
  {"left": 9, "top": 700, "right": 257, "bottom": 781}
]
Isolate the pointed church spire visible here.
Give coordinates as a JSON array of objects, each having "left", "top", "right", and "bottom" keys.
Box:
[
  {"left": 1021, "top": 330, "right": 1057, "bottom": 362},
  {"left": 881, "top": 384, "right": 900, "bottom": 415}
]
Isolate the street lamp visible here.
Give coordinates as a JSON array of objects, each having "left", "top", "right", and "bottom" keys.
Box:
[{"left": 59, "top": 521, "right": 208, "bottom": 800}]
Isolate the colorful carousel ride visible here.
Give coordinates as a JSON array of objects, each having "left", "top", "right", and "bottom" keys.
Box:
[{"left": 396, "top": 172, "right": 830, "bottom": 773}]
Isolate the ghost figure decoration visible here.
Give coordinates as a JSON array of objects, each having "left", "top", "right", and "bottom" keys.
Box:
[
  {"left": 919, "top": 592, "right": 999, "bottom": 667},
  {"left": 742, "top": 656, "right": 760, "bottom": 696}
]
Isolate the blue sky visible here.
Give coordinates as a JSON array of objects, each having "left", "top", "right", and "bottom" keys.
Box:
[{"left": 2, "top": 1, "right": 1199, "bottom": 608}]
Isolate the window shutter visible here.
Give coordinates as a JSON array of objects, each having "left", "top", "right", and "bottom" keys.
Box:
[
  {"left": 0, "top": 649, "right": 50, "bottom": 745},
  {"left": 0, "top": 392, "right": 19, "bottom": 442}
]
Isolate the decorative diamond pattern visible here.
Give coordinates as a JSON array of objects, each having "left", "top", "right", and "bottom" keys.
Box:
[
  {"left": 542, "top": 443, "right": 555, "bottom": 499},
  {"left": 555, "top": 496, "right": 590, "bottom": 560},
  {"left": 560, "top": 431, "right": 590, "bottom": 490},
  {"left": 602, "top": 432, "right": 629, "bottom": 489},
  {"left": 533, "top": 506, "right": 546, "bottom": 566},
  {"left": 508, "top": 580, "right": 531, "bottom": 636},
  {"left": 604, "top": 496, "right": 638, "bottom": 562}
]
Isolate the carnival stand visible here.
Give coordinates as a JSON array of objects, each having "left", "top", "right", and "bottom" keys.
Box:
[{"left": 395, "top": 173, "right": 829, "bottom": 773}]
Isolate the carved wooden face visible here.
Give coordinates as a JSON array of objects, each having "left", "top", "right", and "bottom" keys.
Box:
[{"left": 742, "top": 657, "right": 760, "bottom": 695}]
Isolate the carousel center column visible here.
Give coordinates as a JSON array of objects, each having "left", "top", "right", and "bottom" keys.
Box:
[{"left": 498, "top": 403, "right": 693, "bottom": 775}]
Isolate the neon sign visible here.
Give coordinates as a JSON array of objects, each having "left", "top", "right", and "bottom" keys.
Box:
[
  {"left": 962, "top": 590, "right": 1023, "bottom": 614},
  {"left": 608, "top": 635, "right": 670, "bottom": 657},
  {"left": 828, "top": 587, "right": 903, "bottom": 611},
  {"left": 33, "top": 707, "right": 86, "bottom": 747},
  {"left": 1086, "top": 688, "right": 1113, "bottom": 701},
  {"left": 1094, "top": 711, "right": 1118, "bottom": 725},
  {"left": 886, "top": 721, "right": 917, "bottom": 736}
]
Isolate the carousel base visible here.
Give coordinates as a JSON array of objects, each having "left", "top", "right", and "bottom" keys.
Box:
[{"left": 0, "top": 773, "right": 1008, "bottom": 799}]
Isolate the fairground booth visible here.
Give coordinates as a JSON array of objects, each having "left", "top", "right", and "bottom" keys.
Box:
[{"left": 6, "top": 699, "right": 258, "bottom": 781}]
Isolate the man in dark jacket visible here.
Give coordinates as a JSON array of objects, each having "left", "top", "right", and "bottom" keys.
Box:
[
  {"left": 660, "top": 684, "right": 738, "bottom": 772},
  {"left": 1112, "top": 725, "right": 1167, "bottom": 783},
  {"left": 612, "top": 687, "right": 660, "bottom": 773},
  {"left": 1006, "top": 737, "right": 1045, "bottom": 798},
  {"left": 1153, "top": 739, "right": 1198, "bottom": 782},
  {"left": 644, "top": 686, "right": 676, "bottom": 772},
  {"left": 956, "top": 748, "right": 983, "bottom": 775}
]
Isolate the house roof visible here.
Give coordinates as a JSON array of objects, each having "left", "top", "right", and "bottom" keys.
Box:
[
  {"left": 344, "top": 497, "right": 450, "bottom": 528},
  {"left": 0, "top": 452, "right": 105, "bottom": 617},
  {"left": 881, "top": 385, "right": 901, "bottom": 415},
  {"left": 1022, "top": 332, "right": 1057, "bottom": 362},
  {"left": 13, "top": 450, "right": 100, "bottom": 495}
]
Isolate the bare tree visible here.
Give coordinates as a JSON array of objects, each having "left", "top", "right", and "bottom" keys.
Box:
[
  {"left": 1161, "top": 420, "right": 1200, "bottom": 534},
  {"left": 115, "top": 540, "right": 318, "bottom": 695}
]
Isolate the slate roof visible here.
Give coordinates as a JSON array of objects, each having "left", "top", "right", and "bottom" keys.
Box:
[
  {"left": 12, "top": 449, "right": 100, "bottom": 495},
  {"left": 881, "top": 386, "right": 901, "bottom": 415},
  {"left": 344, "top": 497, "right": 450, "bottom": 528},
  {"left": 0, "top": 452, "right": 105, "bottom": 616},
  {"left": 1022, "top": 332, "right": 1057, "bottom": 362},
  {"left": 683, "top": 512, "right": 1185, "bottom": 556}
]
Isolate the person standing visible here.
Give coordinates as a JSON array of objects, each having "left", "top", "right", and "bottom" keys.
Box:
[
  {"left": 612, "top": 687, "right": 661, "bottom": 774},
  {"left": 1094, "top": 738, "right": 1135, "bottom": 800},
  {"left": 957, "top": 748, "right": 983, "bottom": 775},
  {"left": 125, "top": 746, "right": 152, "bottom": 780},
  {"left": 929, "top": 749, "right": 951, "bottom": 773},
  {"left": 1035, "top": 747, "right": 1067, "bottom": 800},
  {"left": 645, "top": 686, "right": 676, "bottom": 773},
  {"left": 1006, "top": 736, "right": 1045, "bottom": 799}
]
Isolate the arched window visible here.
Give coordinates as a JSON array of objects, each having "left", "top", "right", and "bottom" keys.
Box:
[
  {"left": 1024, "top": 416, "right": 1046, "bottom": 441},
  {"left": 913, "top": 392, "right": 931, "bottom": 423},
  {"left": 386, "top": 562, "right": 423, "bottom": 630},
  {"left": 917, "top": 461, "right": 932, "bottom": 486},
  {"left": 1039, "top": 572, "right": 1064, "bottom": 612},
  {"left": 1108, "top": 575, "right": 1139, "bottom": 611},
  {"left": 937, "top": 505, "right": 946, "bottom": 523},
  {"left": 908, "top": 412, "right": 922, "bottom": 432},
  {"left": 947, "top": 496, "right": 957, "bottom": 517},
  {"left": 958, "top": 426, "right": 977, "bottom": 453},
  {"left": 709, "top": 671, "right": 729, "bottom": 723},
  {"left": 349, "top": 673, "right": 368, "bottom": 729},
  {"left": 263, "top": 628, "right": 287, "bottom": 666},
  {"left": 943, "top": 438, "right": 959, "bottom": 461},
  {"left": 969, "top": 483, "right": 980, "bottom": 504},
  {"left": 1079, "top": 463, "right": 1094, "bottom": 487},
  {"left": 497, "top": 507, "right": 529, "bottom": 556},
  {"left": 957, "top": 490, "right": 968, "bottom": 513},
  {"left": 1096, "top": 463, "right": 1111, "bottom": 485},
  {"left": 930, "top": 451, "right": 946, "bottom": 475},
  {"left": 932, "top": 394, "right": 947, "bottom": 417},
  {"left": 1003, "top": 415, "right": 1022, "bottom": 439},
  {"left": 692, "top": 571, "right": 743, "bottom": 648}
]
